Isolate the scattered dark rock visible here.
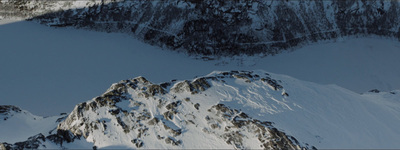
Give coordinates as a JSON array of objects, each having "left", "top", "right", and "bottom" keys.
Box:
[
  {"left": 148, "top": 117, "right": 160, "bottom": 125},
  {"left": 282, "top": 92, "right": 289, "bottom": 97},
  {"left": 166, "top": 101, "right": 182, "bottom": 111},
  {"left": 131, "top": 139, "right": 144, "bottom": 148},
  {"left": 369, "top": 89, "right": 380, "bottom": 93},
  {"left": 116, "top": 117, "right": 130, "bottom": 133},
  {"left": 165, "top": 137, "right": 182, "bottom": 146},
  {"left": 261, "top": 77, "right": 283, "bottom": 90},
  {"left": 160, "top": 82, "right": 172, "bottom": 89},
  {"left": 194, "top": 103, "right": 200, "bottom": 110},
  {"left": 172, "top": 78, "right": 211, "bottom": 94},
  {"left": 13, "top": 134, "right": 45, "bottom": 149},
  {"left": 163, "top": 111, "right": 174, "bottom": 120},
  {"left": 0, "top": 105, "right": 21, "bottom": 114},
  {"left": 184, "top": 97, "right": 191, "bottom": 102},
  {"left": 109, "top": 109, "right": 120, "bottom": 115}
]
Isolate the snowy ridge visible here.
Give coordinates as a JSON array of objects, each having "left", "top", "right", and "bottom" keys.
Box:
[
  {"left": 55, "top": 71, "right": 305, "bottom": 149},
  {"left": 2, "top": 70, "right": 400, "bottom": 149},
  {"left": 0, "top": 105, "right": 67, "bottom": 148}
]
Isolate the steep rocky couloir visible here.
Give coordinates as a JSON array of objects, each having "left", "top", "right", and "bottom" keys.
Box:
[{"left": 1, "top": 0, "right": 400, "bottom": 56}]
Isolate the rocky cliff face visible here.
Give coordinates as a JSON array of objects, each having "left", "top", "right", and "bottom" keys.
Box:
[{"left": 1, "top": 0, "right": 399, "bottom": 56}]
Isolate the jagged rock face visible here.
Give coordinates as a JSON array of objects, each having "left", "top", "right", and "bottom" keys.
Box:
[
  {"left": 53, "top": 71, "right": 308, "bottom": 149},
  {"left": 2, "top": 0, "right": 400, "bottom": 56}
]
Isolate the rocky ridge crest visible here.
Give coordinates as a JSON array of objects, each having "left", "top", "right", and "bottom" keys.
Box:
[{"left": 1, "top": 71, "right": 311, "bottom": 149}]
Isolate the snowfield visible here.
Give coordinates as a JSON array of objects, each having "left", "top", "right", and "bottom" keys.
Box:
[
  {"left": 2, "top": 19, "right": 400, "bottom": 116},
  {"left": 0, "top": 106, "right": 65, "bottom": 144}
]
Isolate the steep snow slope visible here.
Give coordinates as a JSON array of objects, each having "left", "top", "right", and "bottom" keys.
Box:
[
  {"left": 2, "top": 71, "right": 400, "bottom": 149},
  {"left": 2, "top": 19, "right": 400, "bottom": 116}
]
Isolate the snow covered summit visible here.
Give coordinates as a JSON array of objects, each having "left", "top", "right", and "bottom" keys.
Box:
[{"left": 1, "top": 70, "right": 400, "bottom": 149}]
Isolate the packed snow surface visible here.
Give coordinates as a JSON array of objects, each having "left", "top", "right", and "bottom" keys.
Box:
[{"left": 1, "top": 19, "right": 400, "bottom": 117}]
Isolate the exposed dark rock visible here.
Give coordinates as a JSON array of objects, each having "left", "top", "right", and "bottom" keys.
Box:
[
  {"left": 162, "top": 123, "right": 182, "bottom": 136},
  {"left": 131, "top": 139, "right": 144, "bottom": 148},
  {"left": 165, "top": 137, "right": 182, "bottom": 146},
  {"left": 0, "top": 105, "right": 21, "bottom": 114},
  {"left": 0, "top": 105, "right": 22, "bottom": 121},
  {"left": 160, "top": 82, "right": 172, "bottom": 89},
  {"left": 56, "top": 115, "right": 68, "bottom": 123},
  {"left": 184, "top": 97, "right": 191, "bottom": 102},
  {"left": 146, "top": 84, "right": 167, "bottom": 97},
  {"left": 116, "top": 117, "right": 130, "bottom": 133},
  {"left": 13, "top": 134, "right": 45, "bottom": 149},
  {"left": 194, "top": 103, "right": 200, "bottom": 110},
  {"left": 261, "top": 77, "right": 283, "bottom": 91},
  {"left": 207, "top": 103, "right": 303, "bottom": 150},
  {"left": 282, "top": 92, "right": 289, "bottom": 97},
  {"left": 163, "top": 111, "right": 174, "bottom": 120},
  {"left": 166, "top": 101, "right": 182, "bottom": 111},
  {"left": 223, "top": 131, "right": 244, "bottom": 149},
  {"left": 172, "top": 78, "right": 211, "bottom": 94},
  {"left": 148, "top": 117, "right": 160, "bottom": 125},
  {"left": 369, "top": 89, "right": 380, "bottom": 93}
]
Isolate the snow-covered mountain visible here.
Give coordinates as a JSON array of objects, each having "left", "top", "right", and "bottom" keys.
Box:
[
  {"left": 2, "top": 0, "right": 400, "bottom": 56},
  {"left": 2, "top": 70, "right": 400, "bottom": 149},
  {"left": 2, "top": 1, "right": 400, "bottom": 149}
]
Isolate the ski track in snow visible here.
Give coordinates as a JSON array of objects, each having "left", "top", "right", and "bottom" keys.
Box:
[{"left": 1, "top": 19, "right": 400, "bottom": 119}]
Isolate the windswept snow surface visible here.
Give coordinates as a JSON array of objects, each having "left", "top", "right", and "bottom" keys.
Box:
[{"left": 1, "top": 19, "right": 400, "bottom": 117}]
